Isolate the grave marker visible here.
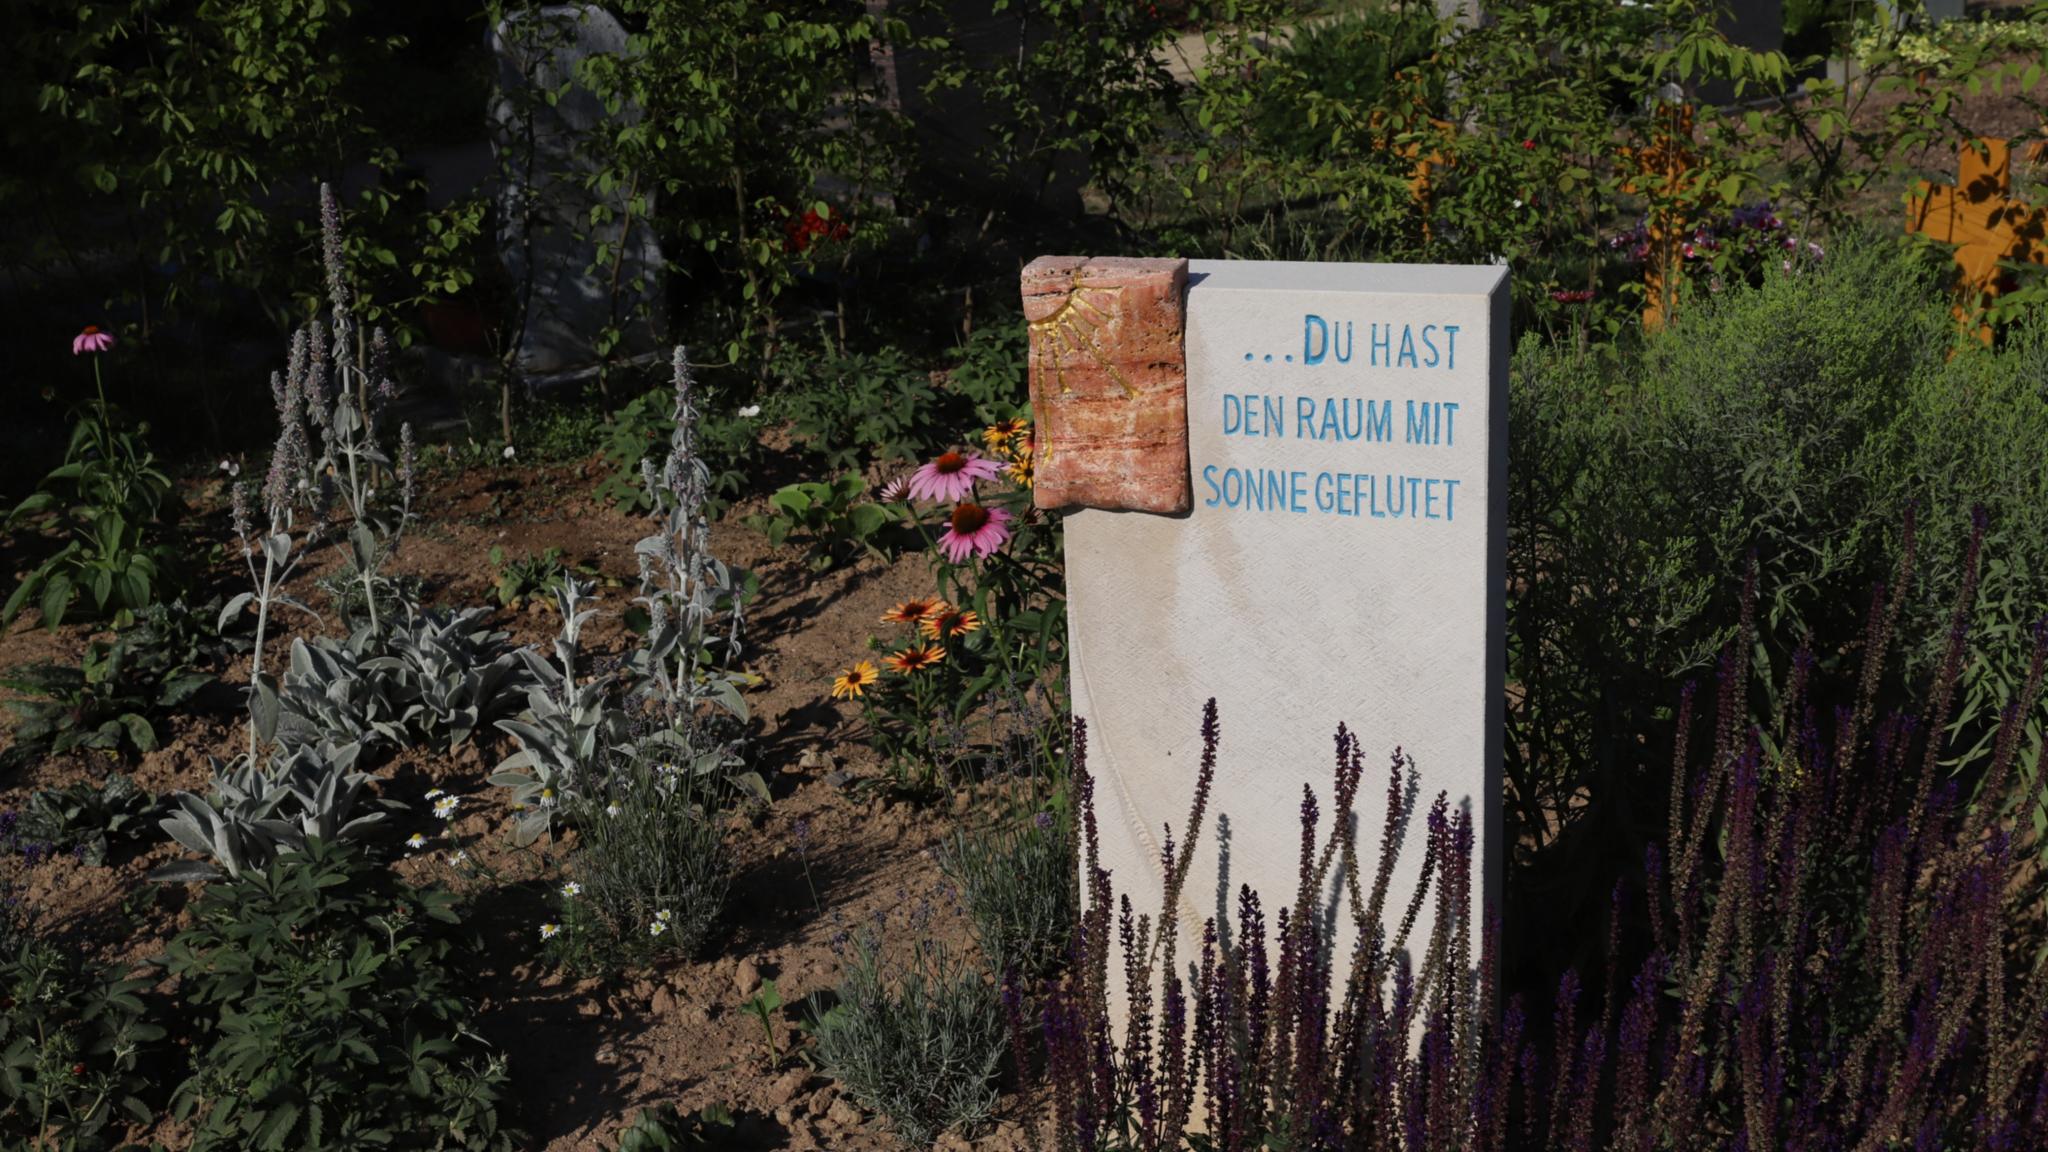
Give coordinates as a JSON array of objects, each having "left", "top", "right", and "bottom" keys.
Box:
[{"left": 1030, "top": 257, "right": 1507, "bottom": 997}]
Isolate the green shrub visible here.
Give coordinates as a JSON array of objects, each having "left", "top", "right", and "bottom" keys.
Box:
[
  {"left": 1506, "top": 234, "right": 2048, "bottom": 870},
  {"left": 808, "top": 932, "right": 1005, "bottom": 1146},
  {"left": 1, "top": 617, "right": 213, "bottom": 770},
  {"left": 0, "top": 938, "right": 162, "bottom": 1150},
  {"left": 19, "top": 775, "right": 158, "bottom": 867},
  {"left": 610, "top": 1102, "right": 749, "bottom": 1150},
  {"left": 163, "top": 839, "right": 517, "bottom": 1151},
  {"left": 939, "top": 804, "right": 1075, "bottom": 980},
  {"left": 745, "top": 475, "right": 893, "bottom": 572},
  {"left": 774, "top": 344, "right": 944, "bottom": 473},
  {"left": 4, "top": 352, "right": 181, "bottom": 631}
]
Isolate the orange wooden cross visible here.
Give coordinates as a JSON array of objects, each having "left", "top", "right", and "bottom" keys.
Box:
[
  {"left": 1907, "top": 138, "right": 2048, "bottom": 344},
  {"left": 1620, "top": 103, "right": 1698, "bottom": 333}
]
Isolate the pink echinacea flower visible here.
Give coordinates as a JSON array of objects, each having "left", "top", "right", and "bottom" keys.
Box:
[
  {"left": 72, "top": 326, "right": 114, "bottom": 355},
  {"left": 939, "top": 502, "right": 1012, "bottom": 563},
  {"left": 908, "top": 450, "right": 1001, "bottom": 504}
]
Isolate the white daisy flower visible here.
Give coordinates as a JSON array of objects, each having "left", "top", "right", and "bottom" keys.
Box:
[
  {"left": 648, "top": 919, "right": 669, "bottom": 938},
  {"left": 605, "top": 804, "right": 621, "bottom": 818},
  {"left": 433, "top": 796, "right": 460, "bottom": 820},
  {"left": 738, "top": 404, "right": 761, "bottom": 418},
  {"left": 540, "top": 923, "right": 560, "bottom": 941},
  {"left": 560, "top": 881, "right": 582, "bottom": 898},
  {"left": 406, "top": 833, "right": 427, "bottom": 851},
  {"left": 448, "top": 850, "right": 469, "bottom": 865}
]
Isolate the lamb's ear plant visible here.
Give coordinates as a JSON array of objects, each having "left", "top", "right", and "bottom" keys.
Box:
[
  {"left": 152, "top": 740, "right": 391, "bottom": 882},
  {"left": 491, "top": 577, "right": 621, "bottom": 846},
  {"left": 222, "top": 181, "right": 423, "bottom": 763},
  {"left": 628, "top": 348, "right": 753, "bottom": 742}
]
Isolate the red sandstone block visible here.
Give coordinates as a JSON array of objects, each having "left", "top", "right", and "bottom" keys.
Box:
[{"left": 1022, "top": 255, "right": 1190, "bottom": 515}]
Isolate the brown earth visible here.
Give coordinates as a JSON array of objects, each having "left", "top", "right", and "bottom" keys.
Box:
[{"left": 0, "top": 453, "right": 1054, "bottom": 1152}]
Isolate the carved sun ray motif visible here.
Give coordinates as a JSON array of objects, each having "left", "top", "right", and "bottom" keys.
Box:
[{"left": 1028, "top": 281, "right": 1135, "bottom": 398}]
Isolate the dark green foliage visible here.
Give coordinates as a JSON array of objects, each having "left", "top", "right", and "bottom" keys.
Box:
[
  {"left": 596, "top": 387, "right": 755, "bottom": 516},
  {"left": 774, "top": 344, "right": 944, "bottom": 473},
  {"left": 0, "top": 938, "right": 163, "bottom": 1151},
  {"left": 1, "top": 620, "right": 213, "bottom": 769},
  {"left": 487, "top": 546, "right": 569, "bottom": 609},
  {"left": 939, "top": 805, "right": 1076, "bottom": 980},
  {"left": 941, "top": 324, "right": 1030, "bottom": 428},
  {"left": 610, "top": 1102, "right": 749, "bottom": 1151},
  {"left": 807, "top": 933, "right": 1005, "bottom": 1146},
  {"left": 19, "top": 775, "right": 158, "bottom": 867},
  {"left": 1252, "top": 9, "right": 1440, "bottom": 161},
  {"left": 163, "top": 839, "right": 518, "bottom": 1151}
]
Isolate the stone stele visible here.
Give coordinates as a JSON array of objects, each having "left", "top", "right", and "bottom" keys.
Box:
[
  {"left": 1063, "top": 259, "right": 1508, "bottom": 1011},
  {"left": 1023, "top": 255, "right": 1191, "bottom": 515}
]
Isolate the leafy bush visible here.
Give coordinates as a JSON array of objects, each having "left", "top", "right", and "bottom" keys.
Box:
[
  {"left": 808, "top": 932, "right": 1006, "bottom": 1146},
  {"left": 744, "top": 475, "right": 892, "bottom": 572},
  {"left": 488, "top": 546, "right": 570, "bottom": 608},
  {"left": 164, "top": 839, "right": 518, "bottom": 1151},
  {"left": 939, "top": 804, "right": 1075, "bottom": 981},
  {"left": 546, "top": 750, "right": 734, "bottom": 968},
  {"left": 774, "top": 344, "right": 944, "bottom": 472},
  {"left": 1250, "top": 8, "right": 1439, "bottom": 161},
  {"left": 1506, "top": 237, "right": 2048, "bottom": 864},
  {"left": 1, "top": 622, "right": 212, "bottom": 769},
  {"left": 18, "top": 775, "right": 158, "bottom": 867},
  {"left": 0, "top": 938, "right": 162, "bottom": 1151}
]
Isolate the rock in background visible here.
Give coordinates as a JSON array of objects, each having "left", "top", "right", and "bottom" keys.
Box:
[{"left": 489, "top": 4, "right": 666, "bottom": 391}]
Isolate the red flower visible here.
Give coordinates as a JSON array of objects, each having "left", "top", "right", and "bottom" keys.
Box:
[
  {"left": 783, "top": 207, "right": 851, "bottom": 254},
  {"left": 1522, "top": 139, "right": 1536, "bottom": 150}
]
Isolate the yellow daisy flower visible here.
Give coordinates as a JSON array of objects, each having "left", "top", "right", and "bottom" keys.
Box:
[
  {"left": 920, "top": 608, "right": 982, "bottom": 641},
  {"left": 884, "top": 644, "right": 946, "bottom": 674},
  {"left": 881, "top": 597, "right": 948, "bottom": 625},
  {"left": 832, "top": 660, "right": 880, "bottom": 699}
]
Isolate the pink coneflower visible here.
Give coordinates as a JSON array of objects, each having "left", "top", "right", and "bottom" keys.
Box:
[
  {"left": 72, "top": 326, "right": 114, "bottom": 355},
  {"left": 939, "top": 502, "right": 1011, "bottom": 563},
  {"left": 877, "top": 474, "right": 910, "bottom": 503},
  {"left": 908, "top": 450, "right": 1001, "bottom": 504}
]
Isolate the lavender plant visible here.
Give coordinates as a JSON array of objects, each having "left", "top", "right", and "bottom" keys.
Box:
[{"left": 1038, "top": 514, "right": 2048, "bottom": 1150}]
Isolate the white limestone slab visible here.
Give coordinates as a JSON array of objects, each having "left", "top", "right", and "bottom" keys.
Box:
[{"left": 1065, "top": 258, "right": 1507, "bottom": 983}]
